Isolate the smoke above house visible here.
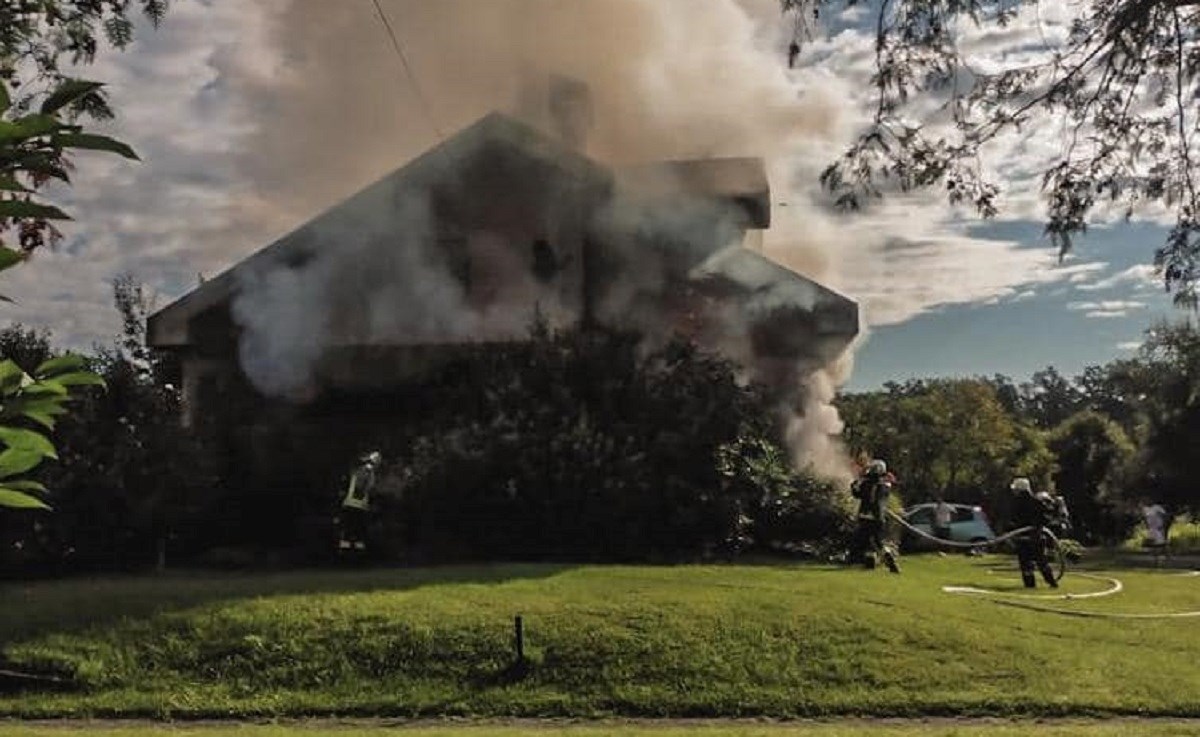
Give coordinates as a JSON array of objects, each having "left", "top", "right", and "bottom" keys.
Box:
[{"left": 224, "top": 0, "right": 860, "bottom": 479}]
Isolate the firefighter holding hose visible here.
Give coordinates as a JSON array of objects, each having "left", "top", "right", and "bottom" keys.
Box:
[
  {"left": 1010, "top": 477, "right": 1058, "bottom": 589},
  {"left": 851, "top": 459, "right": 900, "bottom": 574}
]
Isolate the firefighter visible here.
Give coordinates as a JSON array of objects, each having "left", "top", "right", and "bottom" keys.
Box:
[
  {"left": 1010, "top": 477, "right": 1058, "bottom": 589},
  {"left": 1036, "top": 489, "right": 1072, "bottom": 539},
  {"left": 851, "top": 459, "right": 900, "bottom": 573},
  {"left": 337, "top": 450, "right": 381, "bottom": 553}
]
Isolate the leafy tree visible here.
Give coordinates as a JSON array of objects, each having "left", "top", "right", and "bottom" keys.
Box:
[
  {"left": 984, "top": 373, "right": 1022, "bottom": 417},
  {"left": 6, "top": 278, "right": 217, "bottom": 570},
  {"left": 1, "top": 76, "right": 139, "bottom": 255},
  {"left": 1021, "top": 367, "right": 1086, "bottom": 429},
  {"left": 787, "top": 0, "right": 1200, "bottom": 305},
  {"left": 1048, "top": 410, "right": 1137, "bottom": 544},
  {"left": 0, "top": 2, "right": 162, "bottom": 510},
  {"left": 1, "top": 1, "right": 167, "bottom": 119},
  {"left": 0, "top": 79, "right": 126, "bottom": 510},
  {"left": 0, "top": 353, "right": 102, "bottom": 510},
  {"left": 838, "top": 378, "right": 1054, "bottom": 515},
  {"left": 1126, "top": 320, "right": 1200, "bottom": 514},
  {"left": 1075, "top": 361, "right": 1154, "bottom": 433}
]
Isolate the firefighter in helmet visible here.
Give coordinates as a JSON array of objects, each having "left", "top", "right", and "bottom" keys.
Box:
[
  {"left": 1010, "top": 477, "right": 1058, "bottom": 588},
  {"left": 851, "top": 458, "right": 900, "bottom": 573},
  {"left": 337, "top": 450, "right": 381, "bottom": 553}
]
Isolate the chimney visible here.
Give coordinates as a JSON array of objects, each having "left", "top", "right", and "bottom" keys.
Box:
[{"left": 548, "top": 75, "right": 593, "bottom": 152}]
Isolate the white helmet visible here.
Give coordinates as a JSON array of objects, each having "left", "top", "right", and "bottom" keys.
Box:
[
  {"left": 867, "top": 459, "right": 887, "bottom": 475},
  {"left": 1010, "top": 477, "right": 1032, "bottom": 494}
]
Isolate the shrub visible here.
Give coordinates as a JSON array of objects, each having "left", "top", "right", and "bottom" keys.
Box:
[
  {"left": 716, "top": 435, "right": 855, "bottom": 556},
  {"left": 1123, "top": 516, "right": 1200, "bottom": 555},
  {"left": 368, "top": 326, "right": 849, "bottom": 563}
]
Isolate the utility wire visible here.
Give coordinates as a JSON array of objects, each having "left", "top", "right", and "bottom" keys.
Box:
[{"left": 369, "top": 0, "right": 446, "bottom": 143}]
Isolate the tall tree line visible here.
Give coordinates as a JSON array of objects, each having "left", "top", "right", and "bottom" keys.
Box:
[{"left": 836, "top": 320, "right": 1200, "bottom": 543}]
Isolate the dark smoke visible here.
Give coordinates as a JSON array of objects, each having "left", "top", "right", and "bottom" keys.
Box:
[{"left": 224, "top": 0, "right": 859, "bottom": 479}]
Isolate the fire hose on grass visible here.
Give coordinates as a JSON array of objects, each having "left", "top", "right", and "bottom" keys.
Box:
[
  {"left": 885, "top": 509, "right": 1068, "bottom": 582},
  {"left": 885, "top": 511, "right": 1200, "bottom": 619}
]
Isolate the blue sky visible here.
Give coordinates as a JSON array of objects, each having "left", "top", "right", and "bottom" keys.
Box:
[{"left": 848, "top": 221, "right": 1179, "bottom": 390}]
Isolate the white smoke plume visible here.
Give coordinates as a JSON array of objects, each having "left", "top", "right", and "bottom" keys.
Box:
[{"left": 224, "top": 0, "right": 860, "bottom": 476}]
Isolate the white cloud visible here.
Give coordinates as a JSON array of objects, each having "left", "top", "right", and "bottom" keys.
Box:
[
  {"left": 1116, "top": 340, "right": 1143, "bottom": 350},
  {"left": 0, "top": 0, "right": 283, "bottom": 348},
  {"left": 1068, "top": 299, "right": 1148, "bottom": 319},
  {"left": 1068, "top": 300, "right": 1148, "bottom": 312},
  {"left": 1076, "top": 264, "right": 1161, "bottom": 292},
  {"left": 770, "top": 197, "right": 1109, "bottom": 327}
]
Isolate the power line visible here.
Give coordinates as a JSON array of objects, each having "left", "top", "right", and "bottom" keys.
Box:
[{"left": 369, "top": 0, "right": 445, "bottom": 143}]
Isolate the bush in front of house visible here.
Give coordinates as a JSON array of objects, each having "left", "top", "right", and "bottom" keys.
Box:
[
  {"left": 370, "top": 325, "right": 850, "bottom": 563},
  {"left": 715, "top": 434, "right": 856, "bottom": 557}
]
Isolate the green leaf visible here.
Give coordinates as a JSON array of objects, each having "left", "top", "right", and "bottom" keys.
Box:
[
  {"left": 52, "top": 133, "right": 139, "bottom": 161},
  {"left": 0, "top": 488, "right": 51, "bottom": 510},
  {"left": 0, "top": 448, "right": 50, "bottom": 479},
  {"left": 0, "top": 174, "right": 28, "bottom": 192},
  {"left": 0, "top": 200, "right": 71, "bottom": 221},
  {"left": 0, "top": 360, "right": 27, "bottom": 394},
  {"left": 10, "top": 154, "right": 71, "bottom": 183},
  {"left": 35, "top": 354, "right": 86, "bottom": 377},
  {"left": 39, "top": 80, "right": 105, "bottom": 116},
  {"left": 0, "top": 81, "right": 9, "bottom": 112},
  {"left": 21, "top": 381, "right": 68, "bottom": 397},
  {"left": 6, "top": 397, "right": 70, "bottom": 430},
  {"left": 3, "top": 479, "right": 47, "bottom": 494},
  {"left": 0, "top": 425, "right": 56, "bottom": 457},
  {"left": 20, "top": 411, "right": 57, "bottom": 430},
  {"left": 0, "top": 246, "right": 24, "bottom": 271},
  {"left": 0, "top": 115, "right": 63, "bottom": 142},
  {"left": 52, "top": 371, "right": 105, "bottom": 388}
]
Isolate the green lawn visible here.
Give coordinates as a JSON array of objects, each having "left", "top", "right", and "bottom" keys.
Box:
[
  {"left": 1, "top": 723, "right": 1199, "bottom": 737},
  {"left": 1, "top": 557, "right": 1198, "bottom": 719}
]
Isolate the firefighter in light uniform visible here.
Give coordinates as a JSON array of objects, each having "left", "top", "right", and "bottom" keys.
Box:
[
  {"left": 851, "top": 459, "right": 900, "bottom": 573},
  {"left": 1010, "top": 477, "right": 1058, "bottom": 588},
  {"left": 337, "top": 451, "right": 381, "bottom": 552}
]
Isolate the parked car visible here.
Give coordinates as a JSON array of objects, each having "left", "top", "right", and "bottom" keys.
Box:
[{"left": 900, "top": 502, "right": 995, "bottom": 552}]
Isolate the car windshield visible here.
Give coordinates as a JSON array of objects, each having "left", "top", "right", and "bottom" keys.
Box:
[{"left": 908, "top": 508, "right": 933, "bottom": 524}]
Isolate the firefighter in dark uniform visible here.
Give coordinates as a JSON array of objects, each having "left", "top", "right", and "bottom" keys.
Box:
[
  {"left": 1010, "top": 477, "right": 1058, "bottom": 589},
  {"left": 851, "top": 459, "right": 900, "bottom": 573},
  {"left": 337, "top": 451, "right": 381, "bottom": 553}
]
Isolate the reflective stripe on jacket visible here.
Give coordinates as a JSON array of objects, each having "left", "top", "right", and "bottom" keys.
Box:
[{"left": 341, "top": 466, "right": 373, "bottom": 511}]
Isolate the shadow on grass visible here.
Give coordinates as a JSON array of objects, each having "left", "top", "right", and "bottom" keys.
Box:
[{"left": 0, "top": 563, "right": 579, "bottom": 643}]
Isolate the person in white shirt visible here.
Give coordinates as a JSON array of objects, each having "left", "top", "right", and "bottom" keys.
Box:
[
  {"left": 1142, "top": 501, "right": 1171, "bottom": 565},
  {"left": 933, "top": 498, "right": 953, "bottom": 541},
  {"left": 1143, "top": 502, "right": 1167, "bottom": 546}
]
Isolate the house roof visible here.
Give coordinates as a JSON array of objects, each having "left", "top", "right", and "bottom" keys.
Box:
[
  {"left": 147, "top": 112, "right": 778, "bottom": 349},
  {"left": 688, "top": 246, "right": 859, "bottom": 338},
  {"left": 147, "top": 112, "right": 614, "bottom": 348},
  {"left": 616, "top": 157, "right": 771, "bottom": 228}
]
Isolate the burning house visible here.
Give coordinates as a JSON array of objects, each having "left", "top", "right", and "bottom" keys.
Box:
[{"left": 146, "top": 83, "right": 858, "bottom": 517}]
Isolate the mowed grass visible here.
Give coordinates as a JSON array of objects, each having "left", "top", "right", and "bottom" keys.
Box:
[
  {"left": 1, "top": 724, "right": 1200, "bottom": 737},
  {"left": 1, "top": 558, "right": 1198, "bottom": 718}
]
